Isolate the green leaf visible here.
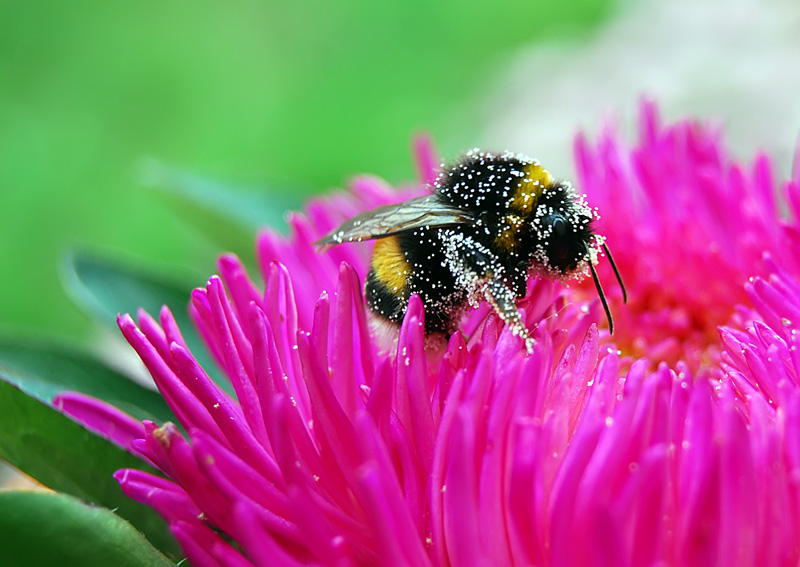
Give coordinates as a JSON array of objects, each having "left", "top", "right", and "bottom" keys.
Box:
[
  {"left": 63, "top": 251, "right": 232, "bottom": 396},
  {"left": 0, "top": 376, "right": 180, "bottom": 558},
  {"left": 0, "top": 490, "right": 176, "bottom": 567},
  {"left": 141, "top": 159, "right": 304, "bottom": 251},
  {"left": 0, "top": 336, "right": 174, "bottom": 424}
]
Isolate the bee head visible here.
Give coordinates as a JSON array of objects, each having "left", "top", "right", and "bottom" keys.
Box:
[
  {"left": 532, "top": 181, "right": 627, "bottom": 334},
  {"left": 537, "top": 208, "right": 595, "bottom": 275}
]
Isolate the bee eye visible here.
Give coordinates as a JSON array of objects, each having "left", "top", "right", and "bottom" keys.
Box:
[{"left": 552, "top": 217, "right": 568, "bottom": 239}]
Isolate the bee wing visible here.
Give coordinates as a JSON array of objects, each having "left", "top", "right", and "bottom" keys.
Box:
[{"left": 315, "top": 195, "right": 472, "bottom": 250}]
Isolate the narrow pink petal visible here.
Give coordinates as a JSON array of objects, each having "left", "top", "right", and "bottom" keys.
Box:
[
  {"left": 169, "top": 343, "right": 283, "bottom": 487},
  {"left": 139, "top": 420, "right": 171, "bottom": 474},
  {"left": 348, "top": 468, "right": 398, "bottom": 564},
  {"left": 346, "top": 266, "right": 376, "bottom": 389},
  {"left": 356, "top": 463, "right": 433, "bottom": 567},
  {"left": 298, "top": 299, "right": 362, "bottom": 482},
  {"left": 329, "top": 263, "right": 371, "bottom": 419},
  {"left": 461, "top": 349, "right": 494, "bottom": 423},
  {"left": 719, "top": 327, "right": 748, "bottom": 370},
  {"left": 639, "top": 99, "right": 660, "bottom": 147},
  {"left": 118, "top": 313, "right": 218, "bottom": 436},
  {"left": 539, "top": 345, "right": 578, "bottom": 475},
  {"left": 577, "top": 382, "right": 638, "bottom": 500},
  {"left": 569, "top": 377, "right": 647, "bottom": 565},
  {"left": 477, "top": 355, "right": 523, "bottom": 565},
  {"left": 189, "top": 287, "right": 226, "bottom": 371},
  {"left": 508, "top": 420, "right": 545, "bottom": 566},
  {"left": 618, "top": 444, "right": 670, "bottom": 566},
  {"left": 458, "top": 303, "right": 491, "bottom": 339},
  {"left": 743, "top": 347, "right": 778, "bottom": 404},
  {"left": 210, "top": 542, "right": 256, "bottom": 567},
  {"left": 717, "top": 389, "right": 758, "bottom": 567},
  {"left": 262, "top": 263, "right": 306, "bottom": 405},
  {"left": 150, "top": 423, "right": 235, "bottom": 534},
  {"left": 249, "top": 305, "right": 327, "bottom": 490},
  {"left": 432, "top": 332, "right": 467, "bottom": 423},
  {"left": 285, "top": 213, "right": 342, "bottom": 309},
  {"left": 411, "top": 413, "right": 445, "bottom": 533},
  {"left": 567, "top": 325, "right": 599, "bottom": 432},
  {"left": 628, "top": 364, "right": 672, "bottom": 449},
  {"left": 284, "top": 480, "right": 350, "bottom": 565},
  {"left": 355, "top": 412, "right": 430, "bottom": 565},
  {"left": 131, "top": 310, "right": 183, "bottom": 416},
  {"left": 443, "top": 408, "right": 487, "bottom": 566},
  {"left": 768, "top": 273, "right": 800, "bottom": 316},
  {"left": 233, "top": 499, "right": 322, "bottom": 567},
  {"left": 429, "top": 372, "right": 464, "bottom": 567},
  {"left": 114, "top": 467, "right": 179, "bottom": 492},
  {"left": 365, "top": 357, "right": 393, "bottom": 434},
  {"left": 547, "top": 418, "right": 603, "bottom": 567},
  {"left": 53, "top": 391, "right": 144, "bottom": 451},
  {"left": 165, "top": 342, "right": 241, "bottom": 444},
  {"left": 725, "top": 369, "right": 763, "bottom": 406},
  {"left": 560, "top": 302, "right": 601, "bottom": 358},
  {"left": 248, "top": 303, "right": 280, "bottom": 406},
  {"left": 756, "top": 408, "right": 799, "bottom": 564},
  {"left": 395, "top": 296, "right": 435, "bottom": 474},
  {"left": 515, "top": 340, "right": 555, "bottom": 425},
  {"left": 586, "top": 506, "right": 627, "bottom": 567},
  {"left": 280, "top": 396, "right": 376, "bottom": 556},
  {"left": 788, "top": 324, "right": 800, "bottom": 385},
  {"left": 257, "top": 227, "right": 339, "bottom": 332},
  {"left": 191, "top": 430, "right": 291, "bottom": 520},
  {"left": 676, "top": 379, "right": 720, "bottom": 567},
  {"left": 475, "top": 311, "right": 502, "bottom": 350},
  {"left": 508, "top": 350, "right": 562, "bottom": 564},
  {"left": 492, "top": 319, "right": 529, "bottom": 362},
  {"left": 749, "top": 277, "right": 800, "bottom": 330},
  {"left": 159, "top": 305, "right": 189, "bottom": 354},
  {"left": 136, "top": 308, "right": 172, "bottom": 366},
  {"left": 171, "top": 520, "right": 226, "bottom": 567},
  {"left": 206, "top": 276, "right": 255, "bottom": 380},
  {"left": 114, "top": 469, "right": 201, "bottom": 522},
  {"left": 217, "top": 253, "right": 262, "bottom": 329},
  {"left": 267, "top": 394, "right": 368, "bottom": 556},
  {"left": 205, "top": 277, "right": 268, "bottom": 448}
]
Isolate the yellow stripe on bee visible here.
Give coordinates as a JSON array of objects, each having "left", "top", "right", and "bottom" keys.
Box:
[
  {"left": 512, "top": 162, "right": 553, "bottom": 215},
  {"left": 494, "top": 213, "right": 525, "bottom": 251},
  {"left": 371, "top": 236, "right": 412, "bottom": 293}
]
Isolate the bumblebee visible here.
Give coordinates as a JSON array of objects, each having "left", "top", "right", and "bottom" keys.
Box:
[{"left": 317, "top": 149, "right": 625, "bottom": 350}]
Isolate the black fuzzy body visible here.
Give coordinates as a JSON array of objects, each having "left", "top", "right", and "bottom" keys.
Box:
[{"left": 364, "top": 150, "right": 597, "bottom": 336}]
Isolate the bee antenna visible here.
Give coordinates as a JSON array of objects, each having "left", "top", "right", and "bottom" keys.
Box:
[
  {"left": 602, "top": 243, "right": 627, "bottom": 304},
  {"left": 589, "top": 260, "right": 614, "bottom": 335}
]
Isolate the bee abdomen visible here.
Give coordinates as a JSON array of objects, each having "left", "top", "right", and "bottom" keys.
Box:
[
  {"left": 365, "top": 269, "right": 407, "bottom": 323},
  {"left": 371, "top": 237, "right": 412, "bottom": 291},
  {"left": 365, "top": 236, "right": 411, "bottom": 324}
]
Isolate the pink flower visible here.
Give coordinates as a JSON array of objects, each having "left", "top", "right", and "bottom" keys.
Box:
[
  {"left": 575, "top": 105, "right": 796, "bottom": 372},
  {"left": 57, "top": 103, "right": 800, "bottom": 566}
]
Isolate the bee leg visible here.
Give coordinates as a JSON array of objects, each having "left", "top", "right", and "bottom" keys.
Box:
[
  {"left": 442, "top": 232, "right": 535, "bottom": 352},
  {"left": 483, "top": 275, "right": 536, "bottom": 353}
]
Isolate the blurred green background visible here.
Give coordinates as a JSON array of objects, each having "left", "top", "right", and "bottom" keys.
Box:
[{"left": 0, "top": 0, "right": 614, "bottom": 343}]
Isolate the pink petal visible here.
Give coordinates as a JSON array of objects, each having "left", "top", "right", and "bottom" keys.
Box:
[{"left": 53, "top": 391, "right": 144, "bottom": 451}]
